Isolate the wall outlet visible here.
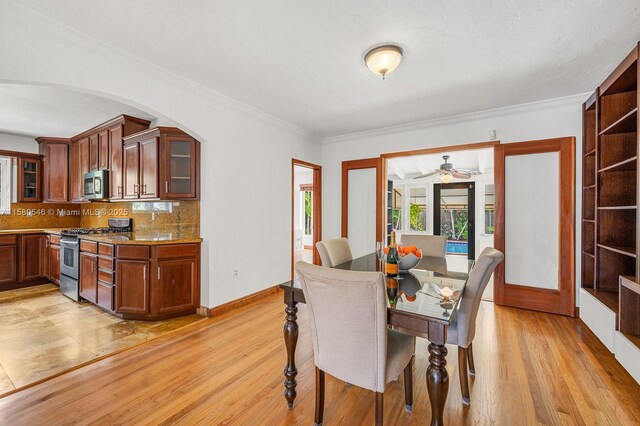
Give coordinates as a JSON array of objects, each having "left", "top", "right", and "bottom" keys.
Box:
[
  {"left": 233, "top": 269, "right": 238, "bottom": 278},
  {"left": 489, "top": 129, "right": 497, "bottom": 140}
]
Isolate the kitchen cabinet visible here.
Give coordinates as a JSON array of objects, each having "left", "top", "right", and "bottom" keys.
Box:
[
  {"left": 116, "top": 259, "right": 150, "bottom": 314},
  {"left": 19, "top": 234, "right": 45, "bottom": 282},
  {"left": 17, "top": 157, "right": 42, "bottom": 202},
  {"left": 109, "top": 124, "right": 124, "bottom": 200},
  {"left": 37, "top": 138, "right": 70, "bottom": 203},
  {"left": 155, "top": 258, "right": 198, "bottom": 315},
  {"left": 79, "top": 252, "right": 98, "bottom": 303},
  {"left": 89, "top": 133, "right": 99, "bottom": 171},
  {"left": 60, "top": 115, "right": 150, "bottom": 202},
  {"left": 48, "top": 244, "right": 60, "bottom": 285},
  {"left": 98, "top": 129, "right": 109, "bottom": 170},
  {"left": 122, "top": 127, "right": 200, "bottom": 201},
  {"left": 0, "top": 236, "right": 17, "bottom": 286}
]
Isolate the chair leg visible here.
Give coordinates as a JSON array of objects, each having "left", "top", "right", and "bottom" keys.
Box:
[
  {"left": 375, "top": 392, "right": 384, "bottom": 426},
  {"left": 403, "top": 356, "right": 414, "bottom": 413},
  {"left": 467, "top": 342, "right": 476, "bottom": 375},
  {"left": 315, "top": 367, "right": 325, "bottom": 426},
  {"left": 458, "top": 347, "right": 470, "bottom": 405}
]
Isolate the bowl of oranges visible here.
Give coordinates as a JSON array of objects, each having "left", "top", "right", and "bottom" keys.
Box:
[{"left": 398, "top": 245, "right": 422, "bottom": 272}]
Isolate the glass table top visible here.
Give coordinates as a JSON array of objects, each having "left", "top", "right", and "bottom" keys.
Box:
[{"left": 288, "top": 253, "right": 472, "bottom": 323}]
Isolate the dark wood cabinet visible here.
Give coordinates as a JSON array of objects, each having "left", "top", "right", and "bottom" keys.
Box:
[
  {"left": 0, "top": 244, "right": 17, "bottom": 285},
  {"left": 154, "top": 258, "right": 198, "bottom": 315},
  {"left": 89, "top": 133, "right": 99, "bottom": 171},
  {"left": 19, "top": 234, "right": 45, "bottom": 282},
  {"left": 109, "top": 124, "right": 124, "bottom": 200},
  {"left": 74, "top": 136, "right": 91, "bottom": 202},
  {"left": 139, "top": 137, "right": 158, "bottom": 199},
  {"left": 98, "top": 129, "right": 109, "bottom": 170},
  {"left": 122, "top": 127, "right": 200, "bottom": 201},
  {"left": 48, "top": 243, "right": 60, "bottom": 285},
  {"left": 17, "top": 157, "right": 42, "bottom": 202},
  {"left": 79, "top": 252, "right": 98, "bottom": 303},
  {"left": 160, "top": 135, "right": 199, "bottom": 199},
  {"left": 123, "top": 141, "right": 140, "bottom": 199},
  {"left": 69, "top": 141, "right": 82, "bottom": 202},
  {"left": 37, "top": 138, "right": 70, "bottom": 203},
  {"left": 116, "top": 259, "right": 150, "bottom": 314}
]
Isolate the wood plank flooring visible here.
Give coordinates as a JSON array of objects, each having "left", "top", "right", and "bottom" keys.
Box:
[{"left": 1, "top": 291, "right": 639, "bottom": 425}]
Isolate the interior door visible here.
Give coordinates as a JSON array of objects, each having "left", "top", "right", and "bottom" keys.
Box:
[
  {"left": 494, "top": 137, "right": 576, "bottom": 316},
  {"left": 433, "top": 182, "right": 476, "bottom": 260},
  {"left": 341, "top": 158, "right": 383, "bottom": 259}
]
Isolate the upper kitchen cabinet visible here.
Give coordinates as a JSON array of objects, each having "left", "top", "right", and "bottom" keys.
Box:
[
  {"left": 123, "top": 127, "right": 200, "bottom": 201},
  {"left": 67, "top": 115, "right": 150, "bottom": 202},
  {"left": 17, "top": 156, "right": 42, "bottom": 202},
  {"left": 37, "top": 137, "right": 70, "bottom": 203}
]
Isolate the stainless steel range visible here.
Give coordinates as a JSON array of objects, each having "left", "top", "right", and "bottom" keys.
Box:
[{"left": 59, "top": 218, "right": 132, "bottom": 301}]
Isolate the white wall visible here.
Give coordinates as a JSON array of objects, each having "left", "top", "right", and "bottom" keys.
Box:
[
  {"left": 0, "top": 2, "right": 321, "bottom": 307},
  {"left": 0, "top": 133, "right": 38, "bottom": 154},
  {"left": 321, "top": 94, "right": 586, "bottom": 295}
]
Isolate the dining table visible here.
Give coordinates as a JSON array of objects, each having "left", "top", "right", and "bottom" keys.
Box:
[{"left": 279, "top": 253, "right": 472, "bottom": 426}]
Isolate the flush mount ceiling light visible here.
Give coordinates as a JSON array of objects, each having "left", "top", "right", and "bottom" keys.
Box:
[{"left": 364, "top": 45, "right": 403, "bottom": 79}]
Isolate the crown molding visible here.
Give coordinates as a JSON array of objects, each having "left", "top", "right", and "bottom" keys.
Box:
[
  {"left": 0, "top": 1, "right": 315, "bottom": 140},
  {"left": 322, "top": 92, "right": 591, "bottom": 144}
]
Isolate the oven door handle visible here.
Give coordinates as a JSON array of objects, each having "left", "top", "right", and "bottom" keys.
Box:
[{"left": 62, "top": 241, "right": 79, "bottom": 245}]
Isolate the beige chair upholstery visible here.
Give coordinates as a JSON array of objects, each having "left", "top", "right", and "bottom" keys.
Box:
[
  {"left": 446, "top": 247, "right": 504, "bottom": 404},
  {"left": 295, "top": 261, "right": 415, "bottom": 424},
  {"left": 400, "top": 234, "right": 447, "bottom": 258},
  {"left": 315, "top": 238, "right": 353, "bottom": 268}
]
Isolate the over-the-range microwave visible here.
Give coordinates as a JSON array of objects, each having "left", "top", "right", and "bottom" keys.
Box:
[{"left": 84, "top": 169, "right": 109, "bottom": 200}]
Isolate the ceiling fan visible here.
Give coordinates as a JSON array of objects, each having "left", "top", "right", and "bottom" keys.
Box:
[{"left": 413, "top": 155, "right": 480, "bottom": 182}]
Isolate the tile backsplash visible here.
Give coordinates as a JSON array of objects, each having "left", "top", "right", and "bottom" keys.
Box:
[
  {"left": 1, "top": 201, "right": 199, "bottom": 236},
  {"left": 0, "top": 203, "right": 81, "bottom": 230}
]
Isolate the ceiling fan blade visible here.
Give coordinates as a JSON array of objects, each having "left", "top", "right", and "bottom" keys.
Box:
[
  {"left": 414, "top": 170, "right": 441, "bottom": 179},
  {"left": 455, "top": 168, "right": 481, "bottom": 175},
  {"left": 451, "top": 171, "right": 472, "bottom": 179}
]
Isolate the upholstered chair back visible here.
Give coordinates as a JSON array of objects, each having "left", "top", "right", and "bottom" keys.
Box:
[
  {"left": 315, "top": 238, "right": 353, "bottom": 267},
  {"left": 455, "top": 248, "right": 504, "bottom": 347},
  {"left": 295, "top": 261, "right": 388, "bottom": 393},
  {"left": 400, "top": 235, "right": 447, "bottom": 258}
]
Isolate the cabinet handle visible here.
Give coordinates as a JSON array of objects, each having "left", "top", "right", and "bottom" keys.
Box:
[
  {"left": 57, "top": 252, "right": 59, "bottom": 261},
  {"left": 117, "top": 185, "right": 122, "bottom": 196},
  {"left": 165, "top": 181, "right": 168, "bottom": 193},
  {"left": 157, "top": 266, "right": 160, "bottom": 280},
  {"left": 91, "top": 261, "right": 95, "bottom": 273},
  {"left": 143, "top": 265, "right": 147, "bottom": 281},
  {"left": 142, "top": 184, "right": 147, "bottom": 195}
]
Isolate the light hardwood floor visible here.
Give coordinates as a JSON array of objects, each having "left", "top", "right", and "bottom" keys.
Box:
[{"left": 1, "top": 291, "right": 639, "bottom": 425}]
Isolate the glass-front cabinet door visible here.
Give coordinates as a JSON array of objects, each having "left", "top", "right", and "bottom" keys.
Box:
[
  {"left": 160, "top": 135, "right": 198, "bottom": 199},
  {"left": 18, "top": 157, "right": 41, "bottom": 202}
]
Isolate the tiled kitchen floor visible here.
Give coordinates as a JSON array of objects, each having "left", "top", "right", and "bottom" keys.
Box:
[{"left": 0, "top": 284, "right": 205, "bottom": 395}]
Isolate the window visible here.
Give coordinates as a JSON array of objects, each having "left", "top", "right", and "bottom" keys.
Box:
[
  {"left": 409, "top": 187, "right": 427, "bottom": 231},
  {"left": 0, "top": 156, "right": 11, "bottom": 214},
  {"left": 485, "top": 184, "right": 494, "bottom": 234},
  {"left": 300, "top": 184, "right": 312, "bottom": 236},
  {"left": 392, "top": 187, "right": 402, "bottom": 230}
]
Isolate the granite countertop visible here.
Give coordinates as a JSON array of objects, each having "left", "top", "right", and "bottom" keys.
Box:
[{"left": 0, "top": 229, "right": 202, "bottom": 245}]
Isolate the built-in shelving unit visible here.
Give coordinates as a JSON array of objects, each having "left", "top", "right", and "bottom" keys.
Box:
[{"left": 581, "top": 42, "right": 640, "bottom": 366}]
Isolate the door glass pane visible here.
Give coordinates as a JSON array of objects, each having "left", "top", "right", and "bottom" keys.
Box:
[
  {"left": 439, "top": 187, "right": 469, "bottom": 256},
  {"left": 23, "top": 161, "right": 37, "bottom": 198},
  {"left": 409, "top": 187, "right": 427, "bottom": 231},
  {"left": 348, "top": 168, "right": 376, "bottom": 258},
  {"left": 169, "top": 140, "right": 191, "bottom": 193},
  {"left": 485, "top": 184, "right": 494, "bottom": 234},
  {"left": 505, "top": 152, "right": 559, "bottom": 289}
]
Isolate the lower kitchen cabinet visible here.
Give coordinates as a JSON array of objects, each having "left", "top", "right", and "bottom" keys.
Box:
[
  {"left": 19, "top": 234, "right": 46, "bottom": 282},
  {"left": 48, "top": 244, "right": 61, "bottom": 285},
  {"left": 79, "top": 252, "right": 98, "bottom": 303},
  {"left": 155, "top": 258, "right": 198, "bottom": 315},
  {"left": 0, "top": 245, "right": 18, "bottom": 285},
  {"left": 115, "top": 259, "right": 150, "bottom": 315},
  {"left": 0, "top": 233, "right": 49, "bottom": 291}
]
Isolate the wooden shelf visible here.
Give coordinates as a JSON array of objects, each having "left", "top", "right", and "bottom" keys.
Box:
[
  {"left": 598, "top": 244, "right": 637, "bottom": 258},
  {"left": 583, "top": 219, "right": 595, "bottom": 223},
  {"left": 598, "top": 156, "right": 637, "bottom": 173},
  {"left": 584, "top": 149, "right": 596, "bottom": 157},
  {"left": 583, "top": 287, "right": 619, "bottom": 313},
  {"left": 583, "top": 185, "right": 596, "bottom": 190},
  {"left": 582, "top": 251, "right": 595, "bottom": 258},
  {"left": 599, "top": 108, "right": 638, "bottom": 136}
]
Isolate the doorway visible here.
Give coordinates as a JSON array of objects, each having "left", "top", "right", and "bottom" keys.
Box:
[
  {"left": 433, "top": 182, "right": 476, "bottom": 261},
  {"left": 292, "top": 159, "right": 322, "bottom": 280}
]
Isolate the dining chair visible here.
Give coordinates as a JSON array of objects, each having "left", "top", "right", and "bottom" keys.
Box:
[
  {"left": 447, "top": 247, "right": 504, "bottom": 404},
  {"left": 295, "top": 261, "right": 415, "bottom": 426},
  {"left": 315, "top": 238, "right": 353, "bottom": 267},
  {"left": 400, "top": 234, "right": 447, "bottom": 258}
]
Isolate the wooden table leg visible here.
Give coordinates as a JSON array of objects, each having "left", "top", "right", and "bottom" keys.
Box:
[
  {"left": 283, "top": 300, "right": 299, "bottom": 408},
  {"left": 427, "top": 342, "right": 449, "bottom": 426}
]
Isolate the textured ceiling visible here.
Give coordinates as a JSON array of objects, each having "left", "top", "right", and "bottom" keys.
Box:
[{"left": 15, "top": 1, "right": 640, "bottom": 137}]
